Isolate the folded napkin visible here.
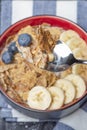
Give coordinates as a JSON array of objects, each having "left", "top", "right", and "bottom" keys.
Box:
[{"left": 0, "top": 1, "right": 87, "bottom": 130}]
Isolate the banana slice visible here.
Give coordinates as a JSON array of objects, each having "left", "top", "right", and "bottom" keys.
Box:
[
  {"left": 73, "top": 48, "right": 87, "bottom": 60},
  {"left": 66, "top": 37, "right": 87, "bottom": 51},
  {"left": 60, "top": 30, "right": 79, "bottom": 43},
  {"left": 72, "top": 64, "right": 87, "bottom": 82},
  {"left": 27, "top": 86, "right": 52, "bottom": 110},
  {"left": 48, "top": 86, "right": 64, "bottom": 110},
  {"left": 65, "top": 74, "right": 86, "bottom": 98},
  {"left": 54, "top": 79, "right": 75, "bottom": 104}
]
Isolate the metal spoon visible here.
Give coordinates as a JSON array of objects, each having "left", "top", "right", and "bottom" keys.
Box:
[{"left": 47, "top": 40, "right": 87, "bottom": 72}]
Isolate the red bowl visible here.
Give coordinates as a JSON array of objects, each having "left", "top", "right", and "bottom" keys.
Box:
[{"left": 0, "top": 15, "right": 87, "bottom": 119}]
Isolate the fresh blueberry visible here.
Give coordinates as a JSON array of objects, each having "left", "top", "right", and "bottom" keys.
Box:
[
  {"left": 8, "top": 42, "right": 18, "bottom": 54},
  {"left": 2, "top": 51, "right": 13, "bottom": 64},
  {"left": 18, "top": 33, "right": 32, "bottom": 46}
]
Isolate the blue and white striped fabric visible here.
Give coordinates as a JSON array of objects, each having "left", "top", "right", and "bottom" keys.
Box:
[{"left": 0, "top": 0, "right": 87, "bottom": 130}]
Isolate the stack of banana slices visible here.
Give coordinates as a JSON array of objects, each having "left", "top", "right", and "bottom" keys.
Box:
[
  {"left": 27, "top": 74, "right": 86, "bottom": 110},
  {"left": 60, "top": 30, "right": 87, "bottom": 82},
  {"left": 27, "top": 30, "right": 87, "bottom": 110}
]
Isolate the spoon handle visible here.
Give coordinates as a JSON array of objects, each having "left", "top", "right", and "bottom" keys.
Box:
[{"left": 76, "top": 59, "right": 87, "bottom": 64}]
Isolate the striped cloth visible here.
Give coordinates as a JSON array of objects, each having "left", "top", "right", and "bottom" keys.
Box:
[{"left": 0, "top": 0, "right": 87, "bottom": 130}]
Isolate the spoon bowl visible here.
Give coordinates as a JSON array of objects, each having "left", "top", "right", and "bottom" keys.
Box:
[{"left": 47, "top": 40, "right": 87, "bottom": 72}]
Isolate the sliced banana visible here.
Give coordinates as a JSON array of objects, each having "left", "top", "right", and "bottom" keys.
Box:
[
  {"left": 66, "top": 37, "right": 87, "bottom": 51},
  {"left": 65, "top": 74, "right": 86, "bottom": 98},
  {"left": 27, "top": 86, "right": 52, "bottom": 110},
  {"left": 60, "top": 30, "right": 79, "bottom": 43},
  {"left": 73, "top": 48, "right": 87, "bottom": 60},
  {"left": 48, "top": 86, "right": 64, "bottom": 110},
  {"left": 72, "top": 64, "right": 87, "bottom": 82},
  {"left": 54, "top": 79, "right": 75, "bottom": 104}
]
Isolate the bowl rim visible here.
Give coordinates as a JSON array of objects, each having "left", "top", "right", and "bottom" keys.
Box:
[
  {"left": 0, "top": 15, "right": 87, "bottom": 37},
  {"left": 0, "top": 15, "right": 87, "bottom": 113}
]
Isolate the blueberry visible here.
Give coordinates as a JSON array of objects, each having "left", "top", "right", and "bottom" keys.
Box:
[
  {"left": 8, "top": 42, "right": 18, "bottom": 54},
  {"left": 18, "top": 33, "right": 32, "bottom": 46},
  {"left": 2, "top": 51, "right": 13, "bottom": 64}
]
